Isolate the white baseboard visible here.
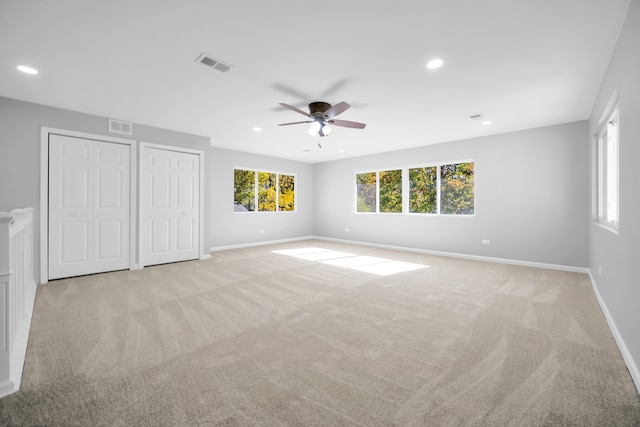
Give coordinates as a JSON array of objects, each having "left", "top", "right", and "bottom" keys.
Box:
[
  {"left": 311, "top": 236, "right": 590, "bottom": 273},
  {"left": 210, "top": 236, "right": 315, "bottom": 253},
  {"left": 0, "top": 380, "right": 16, "bottom": 399},
  {"left": 587, "top": 271, "right": 640, "bottom": 394},
  {"left": 209, "top": 235, "right": 637, "bottom": 395}
]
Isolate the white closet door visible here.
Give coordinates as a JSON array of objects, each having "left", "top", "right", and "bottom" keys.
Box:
[
  {"left": 49, "top": 134, "right": 130, "bottom": 279},
  {"left": 141, "top": 146, "right": 200, "bottom": 266}
]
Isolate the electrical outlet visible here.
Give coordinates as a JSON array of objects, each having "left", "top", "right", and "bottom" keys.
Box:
[{"left": 482, "top": 239, "right": 490, "bottom": 245}]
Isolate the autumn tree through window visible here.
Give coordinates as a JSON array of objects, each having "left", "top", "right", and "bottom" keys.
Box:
[
  {"left": 234, "top": 169, "right": 255, "bottom": 212},
  {"left": 440, "top": 162, "right": 475, "bottom": 214},
  {"left": 258, "top": 172, "right": 276, "bottom": 211},
  {"left": 409, "top": 166, "right": 437, "bottom": 213},
  {"left": 357, "top": 162, "right": 474, "bottom": 215},
  {"left": 278, "top": 174, "right": 295, "bottom": 211},
  {"left": 356, "top": 172, "right": 377, "bottom": 212},
  {"left": 234, "top": 168, "right": 296, "bottom": 212},
  {"left": 379, "top": 170, "right": 402, "bottom": 213}
]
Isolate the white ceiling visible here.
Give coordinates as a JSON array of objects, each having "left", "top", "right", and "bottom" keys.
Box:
[{"left": 0, "top": 0, "right": 631, "bottom": 163}]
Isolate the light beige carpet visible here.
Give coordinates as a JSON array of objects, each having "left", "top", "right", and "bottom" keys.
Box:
[{"left": 0, "top": 239, "right": 639, "bottom": 426}]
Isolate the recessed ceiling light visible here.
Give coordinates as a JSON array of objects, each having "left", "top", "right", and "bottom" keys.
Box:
[
  {"left": 17, "top": 65, "right": 38, "bottom": 75},
  {"left": 426, "top": 59, "right": 444, "bottom": 69},
  {"left": 252, "top": 127, "right": 262, "bottom": 132},
  {"left": 481, "top": 121, "right": 492, "bottom": 126},
  {"left": 338, "top": 149, "right": 345, "bottom": 152}
]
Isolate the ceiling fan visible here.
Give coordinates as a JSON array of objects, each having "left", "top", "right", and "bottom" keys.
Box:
[{"left": 278, "top": 101, "right": 366, "bottom": 138}]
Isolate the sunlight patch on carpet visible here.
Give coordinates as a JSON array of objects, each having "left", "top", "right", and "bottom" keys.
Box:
[{"left": 272, "top": 247, "right": 428, "bottom": 276}]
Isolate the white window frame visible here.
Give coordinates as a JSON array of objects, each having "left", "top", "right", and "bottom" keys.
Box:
[
  {"left": 596, "top": 105, "right": 619, "bottom": 232},
  {"left": 354, "top": 160, "right": 475, "bottom": 216},
  {"left": 354, "top": 169, "right": 404, "bottom": 214},
  {"left": 233, "top": 167, "right": 297, "bottom": 213},
  {"left": 354, "top": 171, "right": 380, "bottom": 213},
  {"left": 407, "top": 163, "right": 440, "bottom": 215},
  {"left": 436, "top": 162, "right": 475, "bottom": 216}
]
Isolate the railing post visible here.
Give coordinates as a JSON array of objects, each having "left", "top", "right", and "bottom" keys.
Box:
[
  {"left": 0, "top": 213, "right": 13, "bottom": 392},
  {"left": 0, "top": 208, "right": 37, "bottom": 398}
]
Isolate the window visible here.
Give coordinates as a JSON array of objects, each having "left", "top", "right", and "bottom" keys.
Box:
[
  {"left": 597, "top": 107, "right": 619, "bottom": 229},
  {"left": 379, "top": 170, "right": 402, "bottom": 213},
  {"left": 440, "top": 162, "right": 475, "bottom": 215},
  {"left": 357, "top": 162, "right": 474, "bottom": 215},
  {"left": 258, "top": 172, "right": 276, "bottom": 211},
  {"left": 356, "top": 170, "right": 402, "bottom": 213},
  {"left": 278, "top": 174, "right": 295, "bottom": 211},
  {"left": 234, "top": 168, "right": 296, "bottom": 212},
  {"left": 234, "top": 169, "right": 255, "bottom": 212},
  {"left": 356, "top": 172, "right": 377, "bottom": 212},
  {"left": 409, "top": 166, "right": 437, "bottom": 214}
]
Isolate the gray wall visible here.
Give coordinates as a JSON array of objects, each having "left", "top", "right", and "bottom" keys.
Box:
[
  {"left": 0, "top": 96, "right": 313, "bottom": 282},
  {"left": 313, "top": 121, "right": 589, "bottom": 267},
  {"left": 208, "top": 147, "right": 313, "bottom": 248},
  {"left": 588, "top": 0, "right": 640, "bottom": 383},
  {"left": 0, "top": 97, "right": 210, "bottom": 282}
]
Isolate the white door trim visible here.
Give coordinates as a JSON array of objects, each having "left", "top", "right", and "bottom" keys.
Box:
[
  {"left": 138, "top": 142, "right": 207, "bottom": 268},
  {"left": 40, "top": 127, "right": 137, "bottom": 284}
]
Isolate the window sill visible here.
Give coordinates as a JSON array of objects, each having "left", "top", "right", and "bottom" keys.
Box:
[
  {"left": 354, "top": 212, "right": 476, "bottom": 217},
  {"left": 596, "top": 220, "right": 619, "bottom": 235}
]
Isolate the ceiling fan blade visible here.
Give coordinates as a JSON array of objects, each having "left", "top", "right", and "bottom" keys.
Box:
[
  {"left": 277, "top": 120, "right": 313, "bottom": 126},
  {"left": 279, "top": 103, "right": 311, "bottom": 117},
  {"left": 319, "top": 78, "right": 351, "bottom": 99},
  {"left": 323, "top": 101, "right": 350, "bottom": 119},
  {"left": 272, "top": 83, "right": 311, "bottom": 100},
  {"left": 327, "top": 119, "right": 366, "bottom": 129}
]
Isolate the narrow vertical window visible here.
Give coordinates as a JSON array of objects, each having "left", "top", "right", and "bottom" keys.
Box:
[
  {"left": 598, "top": 107, "right": 619, "bottom": 229},
  {"left": 356, "top": 172, "right": 377, "bottom": 212},
  {"left": 409, "top": 166, "right": 437, "bottom": 214},
  {"left": 440, "top": 162, "right": 475, "bottom": 214},
  {"left": 234, "top": 169, "right": 255, "bottom": 212},
  {"left": 278, "top": 174, "right": 295, "bottom": 211},
  {"left": 379, "top": 169, "right": 402, "bottom": 213},
  {"left": 258, "top": 172, "right": 277, "bottom": 211}
]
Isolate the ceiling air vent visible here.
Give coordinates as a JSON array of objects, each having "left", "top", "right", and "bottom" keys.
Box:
[
  {"left": 195, "top": 53, "right": 233, "bottom": 73},
  {"left": 108, "top": 119, "right": 133, "bottom": 135}
]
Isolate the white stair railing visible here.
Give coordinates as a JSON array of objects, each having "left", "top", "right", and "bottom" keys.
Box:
[{"left": 0, "top": 208, "right": 37, "bottom": 398}]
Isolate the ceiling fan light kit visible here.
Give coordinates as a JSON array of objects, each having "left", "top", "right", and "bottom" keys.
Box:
[
  {"left": 278, "top": 101, "right": 366, "bottom": 141},
  {"left": 308, "top": 120, "right": 322, "bottom": 136}
]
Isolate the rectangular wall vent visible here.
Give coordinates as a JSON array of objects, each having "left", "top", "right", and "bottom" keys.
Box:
[
  {"left": 108, "top": 119, "right": 133, "bottom": 135},
  {"left": 468, "top": 113, "right": 485, "bottom": 120},
  {"left": 195, "top": 53, "right": 233, "bottom": 72}
]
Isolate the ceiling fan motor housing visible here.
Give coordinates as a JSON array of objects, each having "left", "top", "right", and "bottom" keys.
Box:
[{"left": 308, "top": 102, "right": 331, "bottom": 116}]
